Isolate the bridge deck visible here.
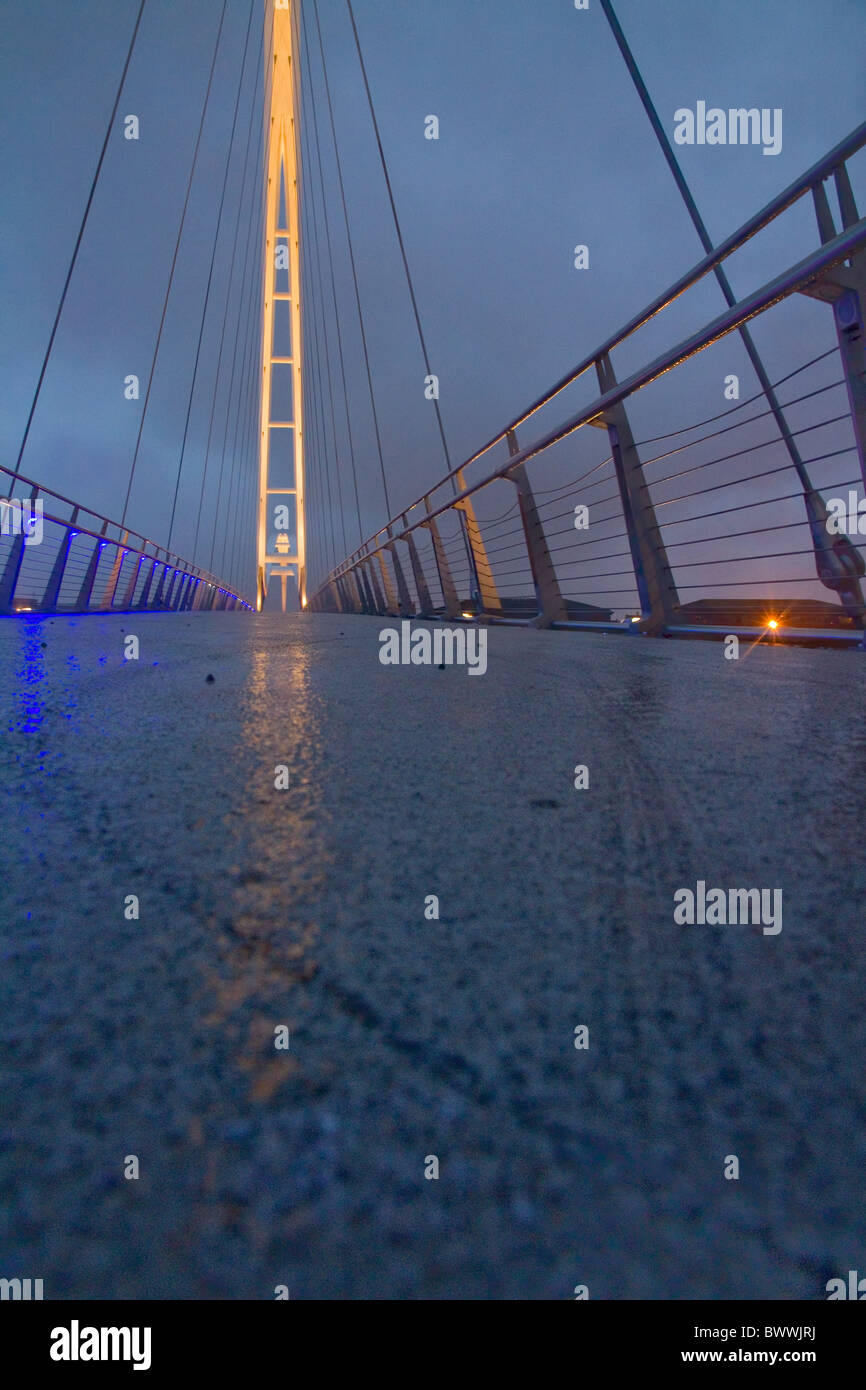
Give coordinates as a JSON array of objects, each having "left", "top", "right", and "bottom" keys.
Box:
[{"left": 1, "top": 612, "right": 864, "bottom": 1298}]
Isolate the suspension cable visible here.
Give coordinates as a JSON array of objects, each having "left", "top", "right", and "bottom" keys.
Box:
[
  {"left": 301, "top": 4, "right": 364, "bottom": 548},
  {"left": 301, "top": 174, "right": 339, "bottom": 572},
  {"left": 208, "top": 121, "right": 264, "bottom": 571},
  {"left": 312, "top": 0, "right": 392, "bottom": 518},
  {"left": 300, "top": 78, "right": 348, "bottom": 558},
  {"left": 12, "top": 0, "right": 148, "bottom": 487},
  {"left": 121, "top": 1, "right": 229, "bottom": 526},
  {"left": 167, "top": 0, "right": 257, "bottom": 550},
  {"left": 191, "top": 45, "right": 263, "bottom": 566},
  {"left": 631, "top": 346, "right": 840, "bottom": 447}
]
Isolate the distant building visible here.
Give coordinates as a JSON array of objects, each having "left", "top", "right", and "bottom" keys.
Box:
[
  {"left": 464, "top": 597, "right": 613, "bottom": 621},
  {"left": 677, "top": 598, "right": 856, "bottom": 630}
]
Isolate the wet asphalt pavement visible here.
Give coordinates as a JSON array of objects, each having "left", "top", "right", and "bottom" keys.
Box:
[{"left": 1, "top": 610, "right": 864, "bottom": 1299}]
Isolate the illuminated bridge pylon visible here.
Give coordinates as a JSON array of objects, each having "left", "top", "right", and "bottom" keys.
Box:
[{"left": 257, "top": 0, "right": 306, "bottom": 612}]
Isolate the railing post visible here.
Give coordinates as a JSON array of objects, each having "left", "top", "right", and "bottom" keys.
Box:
[
  {"left": 374, "top": 548, "right": 399, "bottom": 615},
  {"left": 595, "top": 352, "right": 679, "bottom": 634},
  {"left": 76, "top": 523, "right": 109, "bottom": 610},
  {"left": 182, "top": 578, "right": 198, "bottom": 611},
  {"left": 366, "top": 557, "right": 387, "bottom": 615},
  {"left": 100, "top": 531, "right": 129, "bottom": 609},
  {"left": 40, "top": 517, "right": 77, "bottom": 612},
  {"left": 781, "top": 184, "right": 866, "bottom": 625},
  {"left": 454, "top": 469, "right": 502, "bottom": 617},
  {"left": 386, "top": 532, "right": 413, "bottom": 615},
  {"left": 135, "top": 555, "right": 158, "bottom": 609},
  {"left": 353, "top": 569, "right": 368, "bottom": 613},
  {"left": 423, "top": 496, "right": 460, "bottom": 618},
  {"left": 120, "top": 552, "right": 144, "bottom": 609},
  {"left": 361, "top": 563, "right": 377, "bottom": 614},
  {"left": 162, "top": 568, "right": 179, "bottom": 609},
  {"left": 345, "top": 569, "right": 362, "bottom": 613},
  {"left": 817, "top": 169, "right": 866, "bottom": 493},
  {"left": 404, "top": 529, "right": 434, "bottom": 616},
  {"left": 150, "top": 560, "right": 170, "bottom": 609},
  {"left": 0, "top": 483, "right": 39, "bottom": 612},
  {"left": 505, "top": 429, "right": 567, "bottom": 627},
  {"left": 340, "top": 576, "right": 353, "bottom": 612},
  {"left": 0, "top": 534, "right": 26, "bottom": 612}
]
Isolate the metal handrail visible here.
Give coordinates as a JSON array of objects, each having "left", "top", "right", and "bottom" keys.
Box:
[
  {"left": 312, "top": 120, "right": 866, "bottom": 643},
  {"left": 324, "top": 218, "right": 865, "bottom": 579},
  {"left": 324, "top": 121, "right": 866, "bottom": 574},
  {"left": 0, "top": 466, "right": 254, "bottom": 613},
  {"left": 0, "top": 462, "right": 217, "bottom": 581}
]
